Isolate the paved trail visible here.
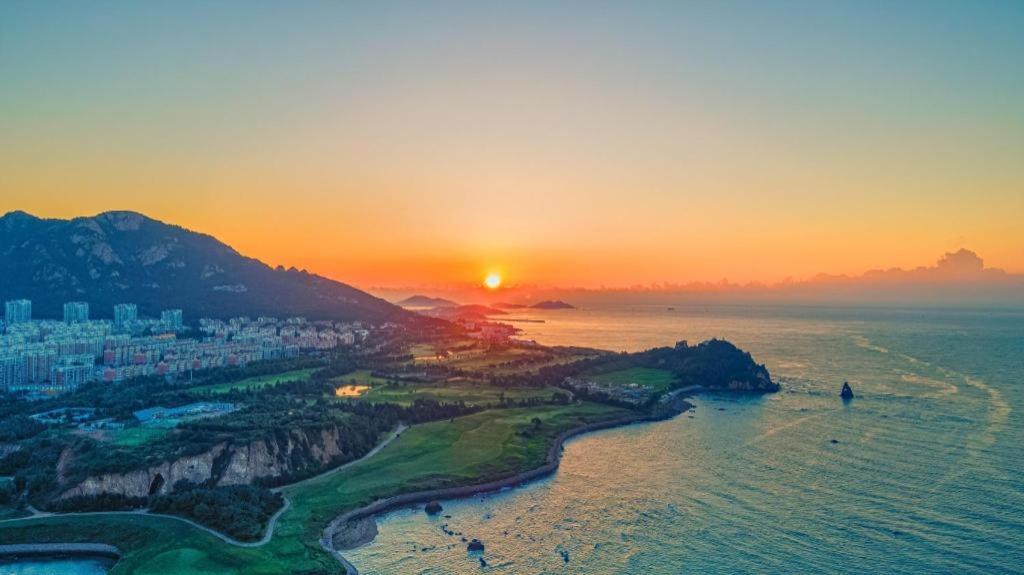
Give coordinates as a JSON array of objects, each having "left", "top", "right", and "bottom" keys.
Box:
[{"left": 0, "top": 424, "right": 408, "bottom": 549}]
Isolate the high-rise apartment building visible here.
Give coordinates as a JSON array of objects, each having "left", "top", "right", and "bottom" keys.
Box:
[
  {"left": 114, "top": 303, "right": 138, "bottom": 328},
  {"left": 63, "top": 301, "right": 90, "bottom": 324},
  {"left": 0, "top": 355, "right": 26, "bottom": 390},
  {"left": 161, "top": 309, "right": 183, "bottom": 330},
  {"left": 4, "top": 299, "right": 32, "bottom": 326}
]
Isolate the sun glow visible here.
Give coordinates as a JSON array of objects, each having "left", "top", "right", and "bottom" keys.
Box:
[{"left": 484, "top": 272, "right": 503, "bottom": 289}]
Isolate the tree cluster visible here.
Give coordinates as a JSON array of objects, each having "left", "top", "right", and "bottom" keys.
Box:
[{"left": 150, "top": 482, "right": 284, "bottom": 542}]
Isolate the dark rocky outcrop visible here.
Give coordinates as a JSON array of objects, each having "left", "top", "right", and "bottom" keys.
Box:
[
  {"left": 841, "top": 382, "right": 854, "bottom": 399},
  {"left": 638, "top": 339, "right": 779, "bottom": 392}
]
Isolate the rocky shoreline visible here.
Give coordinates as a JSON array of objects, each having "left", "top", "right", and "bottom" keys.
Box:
[{"left": 321, "top": 399, "right": 694, "bottom": 574}]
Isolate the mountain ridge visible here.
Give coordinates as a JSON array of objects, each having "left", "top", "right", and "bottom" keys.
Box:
[{"left": 0, "top": 210, "right": 410, "bottom": 323}]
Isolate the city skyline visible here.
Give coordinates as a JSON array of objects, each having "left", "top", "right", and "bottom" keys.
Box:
[
  {"left": 3, "top": 2, "right": 1022, "bottom": 288},
  {"left": 0, "top": 293, "right": 363, "bottom": 393}
]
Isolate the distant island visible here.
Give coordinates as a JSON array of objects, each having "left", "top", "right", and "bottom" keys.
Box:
[
  {"left": 492, "top": 300, "right": 576, "bottom": 310},
  {"left": 531, "top": 300, "right": 576, "bottom": 309},
  {"left": 397, "top": 295, "right": 459, "bottom": 308}
]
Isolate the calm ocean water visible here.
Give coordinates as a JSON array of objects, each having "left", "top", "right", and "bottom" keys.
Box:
[{"left": 347, "top": 304, "right": 1024, "bottom": 574}]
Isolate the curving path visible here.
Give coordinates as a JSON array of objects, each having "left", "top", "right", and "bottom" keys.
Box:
[
  {"left": 0, "top": 424, "right": 408, "bottom": 549},
  {"left": 275, "top": 424, "right": 407, "bottom": 494}
]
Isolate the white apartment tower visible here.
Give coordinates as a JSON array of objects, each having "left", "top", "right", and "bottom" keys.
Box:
[
  {"left": 63, "top": 301, "right": 90, "bottom": 324},
  {"left": 114, "top": 303, "right": 138, "bottom": 328},
  {"left": 4, "top": 299, "right": 32, "bottom": 326}
]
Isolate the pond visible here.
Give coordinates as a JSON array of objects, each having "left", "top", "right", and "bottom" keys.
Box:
[
  {"left": 335, "top": 385, "right": 371, "bottom": 397},
  {"left": 0, "top": 557, "right": 114, "bottom": 575}
]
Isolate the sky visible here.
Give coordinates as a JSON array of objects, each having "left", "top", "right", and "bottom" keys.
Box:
[{"left": 2, "top": 1, "right": 1023, "bottom": 290}]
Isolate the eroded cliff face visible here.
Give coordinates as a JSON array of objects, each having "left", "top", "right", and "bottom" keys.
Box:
[
  {"left": 58, "top": 426, "right": 351, "bottom": 501},
  {"left": 216, "top": 427, "right": 346, "bottom": 486},
  {"left": 59, "top": 444, "right": 226, "bottom": 500}
]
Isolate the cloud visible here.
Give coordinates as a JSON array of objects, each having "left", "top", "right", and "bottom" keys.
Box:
[{"left": 815, "top": 249, "right": 1013, "bottom": 285}]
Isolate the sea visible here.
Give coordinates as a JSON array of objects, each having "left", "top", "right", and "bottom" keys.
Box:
[{"left": 345, "top": 303, "right": 1024, "bottom": 574}]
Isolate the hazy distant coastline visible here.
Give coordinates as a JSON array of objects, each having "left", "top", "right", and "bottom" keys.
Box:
[{"left": 374, "top": 250, "right": 1024, "bottom": 310}]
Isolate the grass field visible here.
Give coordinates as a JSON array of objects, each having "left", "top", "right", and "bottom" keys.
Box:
[
  {"left": 330, "top": 369, "right": 391, "bottom": 387},
  {"left": 589, "top": 367, "right": 679, "bottom": 393},
  {"left": 106, "top": 427, "right": 170, "bottom": 447},
  {"left": 188, "top": 368, "right": 318, "bottom": 395},
  {"left": 360, "top": 381, "right": 562, "bottom": 406},
  {"left": 0, "top": 403, "right": 631, "bottom": 574},
  {"left": 412, "top": 342, "right": 592, "bottom": 376}
]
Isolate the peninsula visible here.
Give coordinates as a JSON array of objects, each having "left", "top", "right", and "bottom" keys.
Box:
[{"left": 0, "top": 331, "right": 774, "bottom": 574}]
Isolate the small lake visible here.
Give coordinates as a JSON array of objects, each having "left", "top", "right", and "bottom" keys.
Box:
[{"left": 0, "top": 558, "right": 113, "bottom": 575}]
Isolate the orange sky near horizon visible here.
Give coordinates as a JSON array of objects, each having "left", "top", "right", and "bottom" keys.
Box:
[
  {"left": 3, "top": 198, "right": 1021, "bottom": 291},
  {"left": 2, "top": 3, "right": 1023, "bottom": 290}
]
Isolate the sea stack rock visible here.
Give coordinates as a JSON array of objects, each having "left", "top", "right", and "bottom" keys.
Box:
[
  {"left": 467, "top": 539, "right": 485, "bottom": 552},
  {"left": 840, "top": 382, "right": 854, "bottom": 399},
  {"left": 425, "top": 501, "right": 443, "bottom": 515}
]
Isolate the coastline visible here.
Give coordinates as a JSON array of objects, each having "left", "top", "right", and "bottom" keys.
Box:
[{"left": 321, "top": 398, "right": 694, "bottom": 575}]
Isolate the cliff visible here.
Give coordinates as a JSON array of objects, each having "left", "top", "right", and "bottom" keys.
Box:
[{"left": 57, "top": 425, "right": 355, "bottom": 502}]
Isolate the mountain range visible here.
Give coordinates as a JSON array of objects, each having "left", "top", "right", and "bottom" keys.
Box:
[{"left": 0, "top": 210, "right": 409, "bottom": 323}]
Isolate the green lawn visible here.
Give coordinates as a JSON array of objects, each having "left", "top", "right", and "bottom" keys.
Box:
[
  {"left": 107, "top": 427, "right": 170, "bottom": 447},
  {"left": 0, "top": 403, "right": 631, "bottom": 574},
  {"left": 0, "top": 515, "right": 285, "bottom": 574},
  {"left": 188, "top": 368, "right": 318, "bottom": 396},
  {"left": 330, "top": 369, "right": 392, "bottom": 388},
  {"left": 590, "top": 367, "right": 678, "bottom": 393},
  {"left": 359, "top": 381, "right": 561, "bottom": 406}
]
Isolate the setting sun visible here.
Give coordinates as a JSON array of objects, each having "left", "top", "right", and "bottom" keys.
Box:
[{"left": 484, "top": 272, "right": 502, "bottom": 289}]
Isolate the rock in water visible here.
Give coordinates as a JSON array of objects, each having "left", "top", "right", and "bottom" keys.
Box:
[
  {"left": 468, "top": 539, "right": 485, "bottom": 552},
  {"left": 840, "top": 381, "right": 854, "bottom": 399},
  {"left": 425, "top": 501, "right": 443, "bottom": 515}
]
